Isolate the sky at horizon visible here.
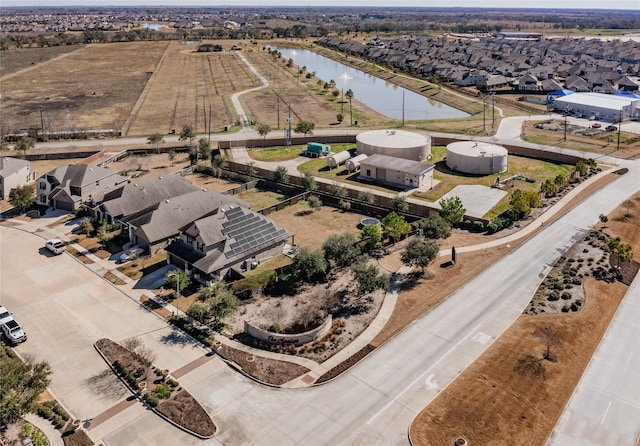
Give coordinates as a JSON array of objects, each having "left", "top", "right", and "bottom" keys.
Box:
[{"left": 2, "top": 0, "right": 640, "bottom": 9}]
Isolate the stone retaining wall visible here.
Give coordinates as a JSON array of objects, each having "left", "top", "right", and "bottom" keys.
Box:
[{"left": 244, "top": 316, "right": 332, "bottom": 346}]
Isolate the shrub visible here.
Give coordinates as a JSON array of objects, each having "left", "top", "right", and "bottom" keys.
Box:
[
  {"left": 143, "top": 393, "right": 159, "bottom": 407},
  {"left": 561, "top": 305, "right": 570, "bottom": 312},
  {"left": 572, "top": 277, "right": 582, "bottom": 285},
  {"left": 154, "top": 384, "right": 172, "bottom": 399},
  {"left": 570, "top": 302, "right": 580, "bottom": 312},
  {"left": 473, "top": 220, "right": 485, "bottom": 232},
  {"left": 561, "top": 292, "right": 572, "bottom": 300},
  {"left": 167, "top": 379, "right": 179, "bottom": 388},
  {"left": 548, "top": 291, "right": 560, "bottom": 301}
]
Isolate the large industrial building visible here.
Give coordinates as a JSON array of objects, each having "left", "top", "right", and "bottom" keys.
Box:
[
  {"left": 446, "top": 141, "right": 508, "bottom": 175},
  {"left": 553, "top": 93, "right": 640, "bottom": 122},
  {"left": 356, "top": 129, "right": 431, "bottom": 161}
]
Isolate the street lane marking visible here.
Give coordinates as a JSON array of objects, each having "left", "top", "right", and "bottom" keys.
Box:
[
  {"left": 472, "top": 332, "right": 491, "bottom": 345},
  {"left": 600, "top": 400, "right": 612, "bottom": 424},
  {"left": 425, "top": 374, "right": 439, "bottom": 390}
]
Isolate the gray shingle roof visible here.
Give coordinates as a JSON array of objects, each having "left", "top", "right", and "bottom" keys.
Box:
[
  {"left": 0, "top": 157, "right": 30, "bottom": 177},
  {"left": 361, "top": 154, "right": 434, "bottom": 175}
]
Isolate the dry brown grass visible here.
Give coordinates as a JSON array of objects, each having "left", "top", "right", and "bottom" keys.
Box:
[
  {"left": 0, "top": 42, "right": 168, "bottom": 135},
  {"left": 265, "top": 201, "right": 365, "bottom": 251},
  {"left": 409, "top": 192, "right": 640, "bottom": 446},
  {"left": 124, "top": 41, "right": 255, "bottom": 136},
  {"left": 0, "top": 45, "right": 85, "bottom": 78}
]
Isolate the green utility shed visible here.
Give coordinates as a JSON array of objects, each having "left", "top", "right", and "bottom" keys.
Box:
[{"left": 304, "top": 142, "right": 330, "bottom": 157}]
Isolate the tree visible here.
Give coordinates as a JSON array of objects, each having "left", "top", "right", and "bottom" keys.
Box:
[
  {"left": 439, "top": 196, "right": 466, "bottom": 225},
  {"left": 292, "top": 247, "right": 327, "bottom": 283},
  {"left": 97, "top": 221, "right": 119, "bottom": 245},
  {"left": 0, "top": 140, "right": 10, "bottom": 151},
  {"left": 147, "top": 133, "right": 164, "bottom": 154},
  {"left": 164, "top": 270, "right": 190, "bottom": 293},
  {"left": 345, "top": 88, "right": 354, "bottom": 125},
  {"left": 553, "top": 173, "right": 569, "bottom": 190},
  {"left": 608, "top": 236, "right": 634, "bottom": 268},
  {"left": 599, "top": 214, "right": 608, "bottom": 228},
  {"left": 417, "top": 213, "right": 451, "bottom": 240},
  {"left": 381, "top": 212, "right": 411, "bottom": 244},
  {"left": 0, "top": 354, "right": 51, "bottom": 427},
  {"left": 301, "top": 172, "right": 317, "bottom": 190},
  {"left": 323, "top": 233, "right": 362, "bottom": 268},
  {"left": 510, "top": 189, "right": 532, "bottom": 217},
  {"left": 331, "top": 182, "right": 348, "bottom": 199},
  {"left": 79, "top": 217, "right": 94, "bottom": 236},
  {"left": 198, "top": 138, "right": 211, "bottom": 162},
  {"left": 534, "top": 326, "right": 562, "bottom": 362},
  {"left": 294, "top": 120, "right": 315, "bottom": 136},
  {"left": 401, "top": 238, "right": 439, "bottom": 273},
  {"left": 392, "top": 195, "right": 408, "bottom": 212},
  {"left": 186, "top": 302, "right": 210, "bottom": 324},
  {"left": 574, "top": 160, "right": 588, "bottom": 176},
  {"left": 244, "top": 161, "right": 257, "bottom": 178},
  {"left": 208, "top": 287, "right": 240, "bottom": 324},
  {"left": 15, "top": 137, "right": 35, "bottom": 157},
  {"left": 307, "top": 195, "right": 322, "bottom": 210},
  {"left": 540, "top": 179, "right": 557, "bottom": 198},
  {"left": 351, "top": 261, "right": 389, "bottom": 295},
  {"left": 358, "top": 190, "right": 374, "bottom": 204},
  {"left": 360, "top": 224, "right": 382, "bottom": 252},
  {"left": 274, "top": 165, "right": 289, "bottom": 184},
  {"left": 179, "top": 123, "right": 197, "bottom": 148},
  {"left": 168, "top": 149, "right": 176, "bottom": 164},
  {"left": 8, "top": 185, "right": 35, "bottom": 212},
  {"left": 336, "top": 113, "right": 344, "bottom": 123},
  {"left": 212, "top": 154, "right": 227, "bottom": 179},
  {"left": 257, "top": 123, "right": 271, "bottom": 140}
]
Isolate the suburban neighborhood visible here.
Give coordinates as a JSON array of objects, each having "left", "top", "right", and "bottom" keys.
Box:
[{"left": 0, "top": 4, "right": 639, "bottom": 446}]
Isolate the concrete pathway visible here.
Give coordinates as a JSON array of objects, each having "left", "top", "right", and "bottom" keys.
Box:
[{"left": 23, "top": 413, "right": 65, "bottom": 446}]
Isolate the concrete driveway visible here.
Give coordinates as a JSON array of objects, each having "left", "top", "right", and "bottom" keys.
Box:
[{"left": 0, "top": 227, "right": 206, "bottom": 422}]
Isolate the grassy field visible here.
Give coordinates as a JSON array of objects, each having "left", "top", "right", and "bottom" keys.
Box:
[
  {"left": 0, "top": 41, "right": 168, "bottom": 135},
  {"left": 522, "top": 121, "right": 640, "bottom": 160},
  {"left": 410, "top": 145, "right": 573, "bottom": 218},
  {"left": 0, "top": 44, "right": 85, "bottom": 78},
  {"left": 125, "top": 41, "right": 256, "bottom": 136},
  {"left": 248, "top": 144, "right": 306, "bottom": 162},
  {"left": 236, "top": 188, "right": 287, "bottom": 210}
]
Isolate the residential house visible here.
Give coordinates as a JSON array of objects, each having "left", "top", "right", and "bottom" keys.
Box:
[
  {"left": 166, "top": 205, "right": 293, "bottom": 283},
  {"left": 37, "top": 164, "right": 128, "bottom": 211},
  {"left": 117, "top": 188, "right": 249, "bottom": 253},
  {"left": 0, "top": 157, "right": 36, "bottom": 201},
  {"left": 518, "top": 74, "right": 540, "bottom": 91}
]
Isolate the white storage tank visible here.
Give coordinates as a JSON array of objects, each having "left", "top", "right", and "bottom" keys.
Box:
[
  {"left": 356, "top": 129, "right": 431, "bottom": 161},
  {"left": 446, "top": 141, "right": 508, "bottom": 175},
  {"left": 327, "top": 151, "right": 351, "bottom": 169},
  {"left": 346, "top": 154, "right": 368, "bottom": 172}
]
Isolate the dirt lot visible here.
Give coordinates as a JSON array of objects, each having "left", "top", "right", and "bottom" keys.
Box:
[
  {"left": 1, "top": 42, "right": 168, "bottom": 135},
  {"left": 409, "top": 192, "right": 640, "bottom": 446},
  {"left": 522, "top": 120, "right": 640, "bottom": 160}
]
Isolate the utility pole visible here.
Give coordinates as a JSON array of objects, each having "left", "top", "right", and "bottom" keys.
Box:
[
  {"left": 39, "top": 103, "right": 45, "bottom": 138},
  {"left": 617, "top": 108, "right": 622, "bottom": 151},
  {"left": 563, "top": 106, "right": 570, "bottom": 142},
  {"left": 491, "top": 92, "right": 496, "bottom": 131},
  {"left": 286, "top": 103, "right": 292, "bottom": 146},
  {"left": 341, "top": 88, "right": 344, "bottom": 116},
  {"left": 208, "top": 105, "right": 212, "bottom": 143},
  {"left": 277, "top": 96, "right": 280, "bottom": 130}
]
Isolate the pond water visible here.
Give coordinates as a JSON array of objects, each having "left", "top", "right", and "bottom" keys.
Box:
[
  {"left": 141, "top": 23, "right": 164, "bottom": 30},
  {"left": 270, "top": 46, "right": 469, "bottom": 121}
]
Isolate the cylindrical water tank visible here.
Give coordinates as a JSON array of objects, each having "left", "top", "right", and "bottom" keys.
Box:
[
  {"left": 346, "top": 154, "right": 368, "bottom": 172},
  {"left": 446, "top": 141, "right": 508, "bottom": 175},
  {"left": 327, "top": 151, "right": 351, "bottom": 169},
  {"left": 356, "top": 129, "right": 431, "bottom": 161}
]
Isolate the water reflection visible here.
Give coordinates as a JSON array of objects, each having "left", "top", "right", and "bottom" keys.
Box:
[{"left": 271, "top": 46, "right": 469, "bottom": 121}]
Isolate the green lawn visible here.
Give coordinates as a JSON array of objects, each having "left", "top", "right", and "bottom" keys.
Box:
[
  {"left": 236, "top": 188, "right": 288, "bottom": 210},
  {"left": 411, "top": 146, "right": 574, "bottom": 218},
  {"left": 248, "top": 144, "right": 305, "bottom": 162}
]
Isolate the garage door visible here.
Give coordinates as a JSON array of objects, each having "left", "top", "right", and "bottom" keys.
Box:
[{"left": 376, "top": 168, "right": 386, "bottom": 181}]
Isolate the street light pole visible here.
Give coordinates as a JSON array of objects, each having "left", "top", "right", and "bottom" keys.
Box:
[
  {"left": 617, "top": 108, "right": 622, "bottom": 151},
  {"left": 563, "top": 106, "right": 570, "bottom": 142}
]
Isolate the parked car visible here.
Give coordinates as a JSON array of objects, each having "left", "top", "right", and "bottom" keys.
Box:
[
  {"left": 0, "top": 306, "right": 13, "bottom": 326},
  {"left": 1, "top": 319, "right": 27, "bottom": 345},
  {"left": 119, "top": 245, "right": 144, "bottom": 263},
  {"left": 606, "top": 125, "right": 618, "bottom": 131},
  {"left": 45, "top": 239, "right": 66, "bottom": 255},
  {"left": 588, "top": 116, "right": 597, "bottom": 121},
  {"left": 591, "top": 123, "right": 602, "bottom": 129}
]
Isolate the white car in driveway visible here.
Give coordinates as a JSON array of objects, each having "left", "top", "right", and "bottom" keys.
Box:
[
  {"left": 0, "top": 305, "right": 26, "bottom": 346},
  {"left": 0, "top": 306, "right": 13, "bottom": 326},
  {"left": 119, "top": 245, "right": 144, "bottom": 263},
  {"left": 45, "top": 239, "right": 66, "bottom": 255}
]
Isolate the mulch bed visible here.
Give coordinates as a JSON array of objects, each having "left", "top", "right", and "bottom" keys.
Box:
[
  {"left": 94, "top": 338, "right": 215, "bottom": 438},
  {"left": 217, "top": 344, "right": 310, "bottom": 386}
]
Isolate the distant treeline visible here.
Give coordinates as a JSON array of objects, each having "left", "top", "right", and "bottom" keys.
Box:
[{"left": 1, "top": 9, "right": 638, "bottom": 51}]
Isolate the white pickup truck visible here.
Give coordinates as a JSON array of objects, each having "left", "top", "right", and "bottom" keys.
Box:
[{"left": 45, "top": 238, "right": 66, "bottom": 255}]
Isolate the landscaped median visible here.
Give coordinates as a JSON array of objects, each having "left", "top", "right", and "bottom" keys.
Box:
[{"left": 93, "top": 338, "right": 215, "bottom": 439}]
